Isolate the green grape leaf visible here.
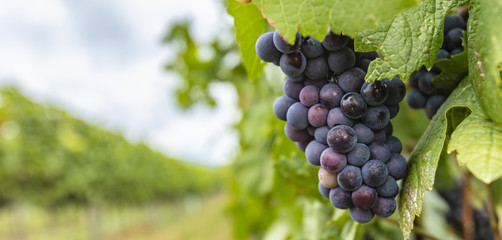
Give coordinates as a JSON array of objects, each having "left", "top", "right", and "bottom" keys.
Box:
[
  {"left": 363, "top": 0, "right": 469, "bottom": 82},
  {"left": 467, "top": 0, "right": 502, "bottom": 123},
  {"left": 398, "top": 78, "right": 476, "bottom": 239},
  {"left": 432, "top": 50, "right": 468, "bottom": 94},
  {"left": 227, "top": 0, "right": 268, "bottom": 80},
  {"left": 252, "top": 0, "right": 418, "bottom": 43}
]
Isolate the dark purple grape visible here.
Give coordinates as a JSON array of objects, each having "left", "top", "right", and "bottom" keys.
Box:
[
  {"left": 409, "top": 68, "right": 425, "bottom": 89},
  {"left": 360, "top": 80, "right": 388, "bottom": 106},
  {"left": 327, "top": 107, "right": 354, "bottom": 128},
  {"left": 444, "top": 15, "right": 466, "bottom": 35},
  {"left": 296, "top": 140, "right": 312, "bottom": 152},
  {"left": 301, "top": 36, "right": 324, "bottom": 58},
  {"left": 362, "top": 105, "right": 390, "bottom": 130},
  {"left": 320, "top": 83, "right": 343, "bottom": 108},
  {"left": 255, "top": 32, "right": 282, "bottom": 63},
  {"left": 314, "top": 126, "right": 330, "bottom": 145},
  {"left": 445, "top": 28, "right": 464, "bottom": 51},
  {"left": 353, "top": 123, "right": 374, "bottom": 144},
  {"left": 320, "top": 148, "right": 347, "bottom": 173},
  {"left": 347, "top": 143, "right": 370, "bottom": 167},
  {"left": 304, "top": 55, "right": 330, "bottom": 80},
  {"left": 327, "top": 47, "right": 356, "bottom": 74},
  {"left": 337, "top": 165, "right": 363, "bottom": 191},
  {"left": 306, "top": 141, "right": 328, "bottom": 166},
  {"left": 273, "top": 96, "right": 297, "bottom": 121},
  {"left": 289, "top": 73, "right": 307, "bottom": 82},
  {"left": 285, "top": 123, "right": 311, "bottom": 142},
  {"left": 361, "top": 160, "right": 388, "bottom": 187},
  {"left": 355, "top": 51, "right": 378, "bottom": 61},
  {"left": 373, "top": 129, "right": 386, "bottom": 142},
  {"left": 384, "top": 122, "right": 393, "bottom": 136},
  {"left": 356, "top": 58, "right": 371, "bottom": 72},
  {"left": 376, "top": 176, "right": 398, "bottom": 197},
  {"left": 406, "top": 89, "right": 427, "bottom": 109},
  {"left": 418, "top": 71, "right": 437, "bottom": 95},
  {"left": 308, "top": 104, "right": 329, "bottom": 127},
  {"left": 383, "top": 77, "right": 406, "bottom": 105},
  {"left": 322, "top": 31, "right": 349, "bottom": 51},
  {"left": 283, "top": 78, "right": 304, "bottom": 100},
  {"left": 329, "top": 187, "right": 353, "bottom": 209},
  {"left": 304, "top": 78, "right": 326, "bottom": 88},
  {"left": 386, "top": 104, "right": 399, "bottom": 119},
  {"left": 299, "top": 85, "right": 320, "bottom": 107},
  {"left": 273, "top": 30, "right": 301, "bottom": 53},
  {"left": 372, "top": 197, "right": 396, "bottom": 218},
  {"left": 327, "top": 125, "right": 357, "bottom": 153},
  {"left": 369, "top": 142, "right": 391, "bottom": 162},
  {"left": 286, "top": 102, "right": 309, "bottom": 129},
  {"left": 318, "top": 182, "right": 331, "bottom": 199},
  {"left": 352, "top": 185, "right": 378, "bottom": 210},
  {"left": 340, "top": 92, "right": 367, "bottom": 119},
  {"left": 386, "top": 136, "right": 402, "bottom": 154},
  {"left": 337, "top": 67, "right": 365, "bottom": 92},
  {"left": 280, "top": 51, "right": 307, "bottom": 77},
  {"left": 349, "top": 207, "right": 374, "bottom": 223},
  {"left": 386, "top": 153, "right": 408, "bottom": 180},
  {"left": 424, "top": 94, "right": 447, "bottom": 119},
  {"left": 307, "top": 126, "right": 316, "bottom": 136}
]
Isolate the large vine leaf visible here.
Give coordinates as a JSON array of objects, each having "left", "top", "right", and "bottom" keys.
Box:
[
  {"left": 467, "top": 0, "right": 502, "bottom": 123},
  {"left": 227, "top": 0, "right": 268, "bottom": 80},
  {"left": 251, "top": 0, "right": 417, "bottom": 43},
  {"left": 362, "top": 0, "right": 468, "bottom": 82},
  {"left": 398, "top": 78, "right": 476, "bottom": 239}
]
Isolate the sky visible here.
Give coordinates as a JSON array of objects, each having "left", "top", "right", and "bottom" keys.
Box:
[{"left": 0, "top": 0, "right": 240, "bottom": 166}]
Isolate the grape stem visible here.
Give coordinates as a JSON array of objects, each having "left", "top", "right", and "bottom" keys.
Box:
[
  {"left": 376, "top": 216, "right": 441, "bottom": 240},
  {"left": 462, "top": 171, "right": 474, "bottom": 240}
]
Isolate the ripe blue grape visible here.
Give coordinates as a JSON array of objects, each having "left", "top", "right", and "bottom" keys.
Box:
[
  {"left": 337, "top": 165, "right": 363, "bottom": 191},
  {"left": 386, "top": 104, "right": 399, "bottom": 119},
  {"left": 300, "top": 36, "right": 324, "bottom": 58},
  {"left": 356, "top": 58, "right": 371, "bottom": 72},
  {"left": 283, "top": 78, "right": 304, "bottom": 100},
  {"left": 320, "top": 83, "right": 343, "bottom": 108},
  {"left": 444, "top": 15, "right": 466, "bottom": 34},
  {"left": 273, "top": 30, "right": 301, "bottom": 53},
  {"left": 284, "top": 123, "right": 311, "bottom": 142},
  {"left": 318, "top": 182, "right": 331, "bottom": 198},
  {"left": 445, "top": 28, "right": 464, "bottom": 51},
  {"left": 340, "top": 92, "right": 367, "bottom": 119},
  {"left": 432, "top": 49, "right": 451, "bottom": 72},
  {"left": 296, "top": 140, "right": 312, "bottom": 152},
  {"left": 304, "top": 55, "right": 330, "bottom": 80},
  {"left": 360, "top": 80, "right": 388, "bottom": 106},
  {"left": 314, "top": 126, "right": 330, "bottom": 145},
  {"left": 308, "top": 104, "right": 329, "bottom": 127},
  {"left": 320, "top": 148, "right": 347, "bottom": 173},
  {"left": 273, "top": 96, "right": 297, "bottom": 121},
  {"left": 450, "top": 48, "right": 464, "bottom": 55},
  {"left": 299, "top": 85, "right": 320, "bottom": 107},
  {"left": 372, "top": 197, "right": 396, "bottom": 218},
  {"left": 327, "top": 107, "right": 354, "bottom": 128},
  {"left": 306, "top": 141, "right": 328, "bottom": 166},
  {"left": 349, "top": 206, "right": 374, "bottom": 223},
  {"left": 369, "top": 142, "right": 391, "bottom": 162},
  {"left": 352, "top": 185, "right": 378, "bottom": 210},
  {"left": 322, "top": 31, "right": 349, "bottom": 51},
  {"left": 418, "top": 71, "right": 437, "bottom": 95},
  {"left": 424, "top": 94, "right": 447, "bottom": 119},
  {"left": 304, "top": 78, "right": 326, "bottom": 88},
  {"left": 386, "top": 136, "right": 403, "bottom": 154},
  {"left": 372, "top": 129, "right": 386, "bottom": 142},
  {"left": 327, "top": 125, "right": 358, "bottom": 153},
  {"left": 347, "top": 143, "right": 370, "bottom": 167},
  {"left": 376, "top": 176, "right": 398, "bottom": 197},
  {"left": 406, "top": 89, "right": 427, "bottom": 109},
  {"left": 408, "top": 69, "right": 424, "bottom": 89},
  {"left": 329, "top": 187, "right": 353, "bottom": 209},
  {"left": 286, "top": 102, "right": 309, "bottom": 129},
  {"left": 384, "top": 122, "right": 393, "bottom": 136},
  {"left": 289, "top": 73, "right": 308, "bottom": 82},
  {"left": 362, "top": 105, "right": 390, "bottom": 130},
  {"left": 327, "top": 47, "right": 356, "bottom": 74},
  {"left": 383, "top": 77, "right": 406, "bottom": 105},
  {"left": 352, "top": 123, "right": 374, "bottom": 144},
  {"left": 355, "top": 51, "right": 378, "bottom": 61},
  {"left": 255, "top": 32, "right": 282, "bottom": 63},
  {"left": 280, "top": 51, "right": 307, "bottom": 77},
  {"left": 386, "top": 153, "right": 408, "bottom": 180},
  {"left": 362, "top": 160, "right": 388, "bottom": 187},
  {"left": 337, "top": 67, "right": 365, "bottom": 92}
]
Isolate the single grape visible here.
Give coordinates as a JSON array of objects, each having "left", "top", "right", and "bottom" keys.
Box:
[
  {"left": 406, "top": 89, "right": 427, "bottom": 109},
  {"left": 319, "top": 167, "right": 338, "bottom": 188},
  {"left": 327, "top": 125, "right": 358, "bottom": 153},
  {"left": 337, "top": 165, "right": 363, "bottom": 191},
  {"left": 286, "top": 102, "right": 309, "bottom": 130},
  {"left": 352, "top": 185, "right": 378, "bottom": 210},
  {"left": 300, "top": 36, "right": 324, "bottom": 58},
  {"left": 362, "top": 105, "right": 390, "bottom": 130},
  {"left": 304, "top": 55, "right": 330, "bottom": 80},
  {"left": 296, "top": 140, "right": 312, "bottom": 152},
  {"left": 349, "top": 207, "right": 374, "bottom": 223},
  {"left": 283, "top": 78, "right": 304, "bottom": 100},
  {"left": 314, "top": 126, "right": 330, "bottom": 145},
  {"left": 369, "top": 142, "right": 391, "bottom": 162},
  {"left": 318, "top": 182, "right": 331, "bottom": 199},
  {"left": 356, "top": 58, "right": 371, "bottom": 72},
  {"left": 362, "top": 160, "right": 389, "bottom": 187},
  {"left": 376, "top": 176, "right": 399, "bottom": 197},
  {"left": 340, "top": 92, "right": 367, "bottom": 119},
  {"left": 384, "top": 122, "right": 393, "bottom": 136},
  {"left": 320, "top": 148, "right": 347, "bottom": 173},
  {"left": 320, "top": 83, "right": 343, "bottom": 108},
  {"left": 445, "top": 28, "right": 464, "bottom": 51},
  {"left": 386, "top": 104, "right": 399, "bottom": 119},
  {"left": 307, "top": 126, "right": 316, "bottom": 136},
  {"left": 386, "top": 153, "right": 408, "bottom": 180},
  {"left": 299, "top": 85, "right": 320, "bottom": 107},
  {"left": 273, "top": 96, "right": 297, "bottom": 121},
  {"left": 280, "top": 51, "right": 307, "bottom": 77},
  {"left": 329, "top": 187, "right": 353, "bottom": 209},
  {"left": 386, "top": 136, "right": 403, "bottom": 154},
  {"left": 371, "top": 197, "right": 396, "bottom": 218},
  {"left": 409, "top": 68, "right": 425, "bottom": 89},
  {"left": 327, "top": 107, "right": 354, "bottom": 128},
  {"left": 418, "top": 71, "right": 437, "bottom": 95},
  {"left": 383, "top": 77, "right": 406, "bottom": 105},
  {"left": 355, "top": 51, "right": 378, "bottom": 61},
  {"left": 424, "top": 94, "right": 447, "bottom": 119},
  {"left": 327, "top": 47, "right": 356, "bottom": 74},
  {"left": 372, "top": 129, "right": 386, "bottom": 142},
  {"left": 353, "top": 123, "right": 374, "bottom": 144},
  {"left": 347, "top": 143, "right": 370, "bottom": 167},
  {"left": 306, "top": 141, "right": 328, "bottom": 166},
  {"left": 273, "top": 30, "right": 301, "bottom": 53},
  {"left": 337, "top": 67, "right": 365, "bottom": 92},
  {"left": 360, "top": 80, "right": 388, "bottom": 106},
  {"left": 285, "top": 123, "right": 311, "bottom": 142},
  {"left": 322, "top": 31, "right": 349, "bottom": 51},
  {"left": 255, "top": 32, "right": 283, "bottom": 63}
]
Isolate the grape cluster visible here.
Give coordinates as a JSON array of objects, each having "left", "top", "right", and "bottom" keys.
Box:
[
  {"left": 257, "top": 30, "right": 409, "bottom": 223},
  {"left": 406, "top": 14, "right": 468, "bottom": 119}
]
